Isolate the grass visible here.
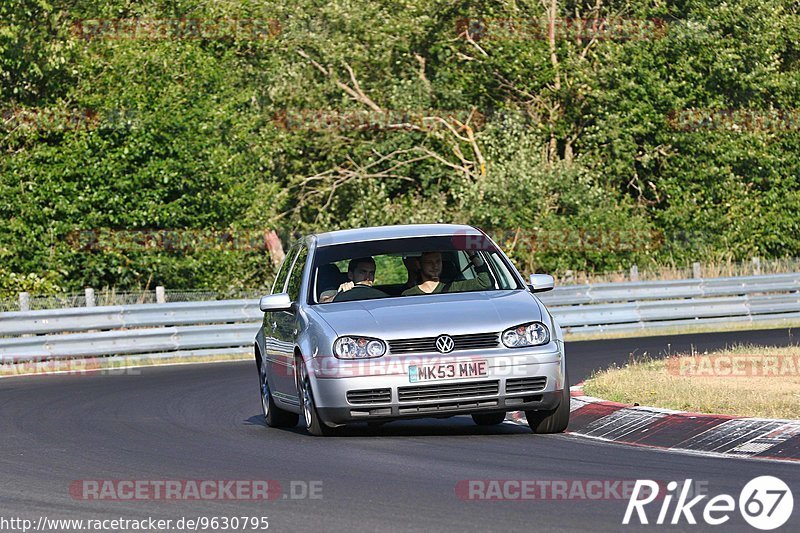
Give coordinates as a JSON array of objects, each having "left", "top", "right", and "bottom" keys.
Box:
[
  {"left": 564, "top": 319, "right": 800, "bottom": 342},
  {"left": 582, "top": 345, "right": 800, "bottom": 419}
]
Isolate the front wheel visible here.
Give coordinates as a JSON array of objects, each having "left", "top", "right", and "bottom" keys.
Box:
[
  {"left": 471, "top": 412, "right": 506, "bottom": 426},
  {"left": 525, "top": 370, "right": 570, "bottom": 434},
  {"left": 297, "top": 357, "right": 335, "bottom": 436},
  {"left": 260, "top": 367, "right": 298, "bottom": 428}
]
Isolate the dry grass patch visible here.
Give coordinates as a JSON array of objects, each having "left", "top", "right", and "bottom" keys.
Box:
[
  {"left": 564, "top": 320, "right": 800, "bottom": 342},
  {"left": 583, "top": 345, "right": 800, "bottom": 419}
]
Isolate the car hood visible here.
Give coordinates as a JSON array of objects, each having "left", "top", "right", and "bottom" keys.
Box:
[{"left": 312, "top": 290, "right": 543, "bottom": 339}]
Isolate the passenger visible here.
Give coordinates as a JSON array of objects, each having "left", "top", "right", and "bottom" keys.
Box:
[
  {"left": 401, "top": 251, "right": 492, "bottom": 296},
  {"left": 332, "top": 257, "right": 388, "bottom": 302},
  {"left": 402, "top": 255, "right": 421, "bottom": 290}
]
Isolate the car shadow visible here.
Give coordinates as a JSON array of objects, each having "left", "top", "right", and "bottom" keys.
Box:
[
  {"left": 244, "top": 414, "right": 532, "bottom": 437},
  {"left": 244, "top": 414, "right": 313, "bottom": 435}
]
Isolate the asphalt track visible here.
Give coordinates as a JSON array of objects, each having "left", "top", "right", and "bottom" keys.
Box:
[{"left": 0, "top": 329, "right": 798, "bottom": 532}]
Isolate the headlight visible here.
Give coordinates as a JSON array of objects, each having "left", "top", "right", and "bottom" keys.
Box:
[
  {"left": 333, "top": 336, "right": 387, "bottom": 359},
  {"left": 501, "top": 322, "right": 550, "bottom": 348}
]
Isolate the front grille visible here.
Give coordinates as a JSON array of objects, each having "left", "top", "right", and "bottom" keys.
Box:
[
  {"left": 398, "top": 380, "right": 499, "bottom": 403},
  {"left": 398, "top": 399, "right": 499, "bottom": 414},
  {"left": 505, "top": 377, "right": 547, "bottom": 394},
  {"left": 346, "top": 388, "right": 391, "bottom": 404},
  {"left": 389, "top": 332, "right": 499, "bottom": 354}
]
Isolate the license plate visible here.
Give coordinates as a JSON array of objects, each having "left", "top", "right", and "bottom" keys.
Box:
[{"left": 408, "top": 360, "right": 488, "bottom": 383}]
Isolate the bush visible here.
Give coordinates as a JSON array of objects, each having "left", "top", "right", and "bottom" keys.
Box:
[{"left": 2, "top": 0, "right": 798, "bottom": 293}]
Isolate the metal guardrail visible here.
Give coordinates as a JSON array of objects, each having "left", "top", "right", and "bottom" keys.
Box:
[
  {"left": 538, "top": 272, "right": 800, "bottom": 305},
  {"left": 0, "top": 300, "right": 262, "bottom": 336},
  {"left": 1, "top": 324, "right": 260, "bottom": 359},
  {"left": 541, "top": 273, "right": 800, "bottom": 333},
  {"left": 1, "top": 273, "right": 798, "bottom": 361}
]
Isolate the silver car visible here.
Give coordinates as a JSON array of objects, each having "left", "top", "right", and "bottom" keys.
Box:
[{"left": 254, "top": 224, "right": 568, "bottom": 436}]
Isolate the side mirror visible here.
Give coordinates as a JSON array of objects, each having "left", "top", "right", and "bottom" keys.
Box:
[
  {"left": 259, "top": 293, "right": 293, "bottom": 312},
  {"left": 529, "top": 274, "right": 555, "bottom": 293}
]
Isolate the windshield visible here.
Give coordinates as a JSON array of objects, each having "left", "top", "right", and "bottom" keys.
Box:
[{"left": 310, "top": 236, "right": 522, "bottom": 304}]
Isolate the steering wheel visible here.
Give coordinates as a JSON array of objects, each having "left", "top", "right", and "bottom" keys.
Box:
[{"left": 333, "top": 284, "right": 389, "bottom": 302}]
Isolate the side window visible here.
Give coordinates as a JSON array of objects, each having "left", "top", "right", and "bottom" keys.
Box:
[
  {"left": 271, "top": 246, "right": 297, "bottom": 294},
  {"left": 487, "top": 251, "right": 517, "bottom": 289},
  {"left": 286, "top": 246, "right": 309, "bottom": 302}
]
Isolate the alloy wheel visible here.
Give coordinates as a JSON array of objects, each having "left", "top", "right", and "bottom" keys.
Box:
[
  {"left": 299, "top": 362, "right": 312, "bottom": 428},
  {"left": 260, "top": 371, "right": 270, "bottom": 419}
]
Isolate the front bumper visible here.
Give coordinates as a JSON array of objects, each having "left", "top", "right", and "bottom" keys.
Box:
[
  {"left": 318, "top": 390, "right": 562, "bottom": 425},
  {"left": 309, "top": 345, "right": 565, "bottom": 425}
]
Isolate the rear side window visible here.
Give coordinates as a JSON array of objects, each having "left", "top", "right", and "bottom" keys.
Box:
[{"left": 286, "top": 246, "right": 309, "bottom": 302}]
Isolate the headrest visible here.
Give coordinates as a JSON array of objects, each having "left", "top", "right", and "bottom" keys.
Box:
[{"left": 316, "top": 263, "right": 348, "bottom": 296}]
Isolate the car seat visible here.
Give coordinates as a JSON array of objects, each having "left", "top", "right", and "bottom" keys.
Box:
[
  {"left": 316, "top": 263, "right": 348, "bottom": 299},
  {"left": 441, "top": 258, "right": 467, "bottom": 282}
]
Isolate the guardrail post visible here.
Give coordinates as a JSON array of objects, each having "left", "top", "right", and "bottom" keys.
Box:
[
  {"left": 752, "top": 257, "right": 761, "bottom": 275},
  {"left": 85, "top": 287, "right": 95, "bottom": 307},
  {"left": 630, "top": 265, "right": 639, "bottom": 282},
  {"left": 692, "top": 262, "right": 701, "bottom": 279},
  {"left": 19, "top": 292, "right": 30, "bottom": 312},
  {"left": 156, "top": 286, "right": 166, "bottom": 304}
]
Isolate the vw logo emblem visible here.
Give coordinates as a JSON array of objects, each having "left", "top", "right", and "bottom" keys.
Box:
[{"left": 435, "top": 335, "right": 455, "bottom": 353}]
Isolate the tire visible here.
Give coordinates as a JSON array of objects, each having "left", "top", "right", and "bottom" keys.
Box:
[
  {"left": 297, "top": 357, "right": 335, "bottom": 436},
  {"left": 525, "top": 369, "right": 570, "bottom": 434},
  {"left": 471, "top": 412, "right": 507, "bottom": 426},
  {"left": 260, "top": 365, "right": 298, "bottom": 428}
]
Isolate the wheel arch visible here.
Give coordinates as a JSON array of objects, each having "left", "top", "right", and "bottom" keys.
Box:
[
  {"left": 254, "top": 342, "right": 263, "bottom": 374},
  {"left": 293, "top": 346, "right": 305, "bottom": 391},
  {"left": 254, "top": 327, "right": 267, "bottom": 373}
]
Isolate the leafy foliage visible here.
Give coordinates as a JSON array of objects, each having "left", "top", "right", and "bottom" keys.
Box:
[{"left": 1, "top": 0, "right": 798, "bottom": 294}]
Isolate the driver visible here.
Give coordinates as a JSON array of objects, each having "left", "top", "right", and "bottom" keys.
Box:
[
  {"left": 402, "top": 251, "right": 492, "bottom": 295},
  {"left": 338, "top": 257, "right": 376, "bottom": 292},
  {"left": 331, "top": 257, "right": 388, "bottom": 302}
]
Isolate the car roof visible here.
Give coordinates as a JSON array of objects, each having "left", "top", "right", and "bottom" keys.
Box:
[{"left": 313, "top": 224, "right": 483, "bottom": 247}]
